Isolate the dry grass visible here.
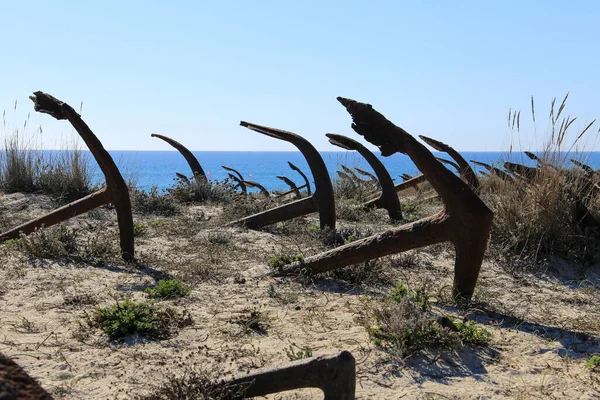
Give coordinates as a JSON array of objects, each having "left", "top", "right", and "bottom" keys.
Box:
[
  {"left": 484, "top": 94, "right": 600, "bottom": 270},
  {"left": 0, "top": 113, "right": 93, "bottom": 204}
]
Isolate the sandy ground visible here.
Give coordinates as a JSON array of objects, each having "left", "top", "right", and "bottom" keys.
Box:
[{"left": 0, "top": 192, "right": 599, "bottom": 399}]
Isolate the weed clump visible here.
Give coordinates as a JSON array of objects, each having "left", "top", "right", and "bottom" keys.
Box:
[
  {"left": 0, "top": 130, "right": 93, "bottom": 204},
  {"left": 484, "top": 94, "right": 600, "bottom": 269},
  {"left": 15, "top": 225, "right": 78, "bottom": 259},
  {"left": 267, "top": 253, "right": 303, "bottom": 271},
  {"left": 586, "top": 355, "right": 600, "bottom": 371},
  {"left": 92, "top": 300, "right": 193, "bottom": 340},
  {"left": 138, "top": 371, "right": 250, "bottom": 400},
  {"left": 170, "top": 177, "right": 235, "bottom": 205},
  {"left": 145, "top": 279, "right": 191, "bottom": 300},
  {"left": 367, "top": 281, "right": 491, "bottom": 357},
  {"left": 131, "top": 185, "right": 180, "bottom": 216},
  {"left": 207, "top": 230, "right": 232, "bottom": 245}
]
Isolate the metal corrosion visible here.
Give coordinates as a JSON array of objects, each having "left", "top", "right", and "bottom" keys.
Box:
[
  {"left": 288, "top": 161, "right": 312, "bottom": 195},
  {"left": 277, "top": 175, "right": 302, "bottom": 198},
  {"left": 216, "top": 351, "right": 355, "bottom": 399},
  {"left": 277, "top": 97, "right": 494, "bottom": 301},
  {"left": 229, "top": 122, "right": 335, "bottom": 230},
  {"left": 328, "top": 133, "right": 402, "bottom": 221},
  {"left": 419, "top": 135, "right": 480, "bottom": 191},
  {"left": 151, "top": 133, "right": 207, "bottom": 180},
  {"left": 471, "top": 160, "right": 514, "bottom": 182},
  {"left": 0, "top": 92, "right": 135, "bottom": 261}
]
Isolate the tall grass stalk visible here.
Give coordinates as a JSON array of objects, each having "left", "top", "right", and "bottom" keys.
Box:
[
  {"left": 487, "top": 94, "right": 600, "bottom": 269},
  {"left": 0, "top": 107, "right": 93, "bottom": 204}
]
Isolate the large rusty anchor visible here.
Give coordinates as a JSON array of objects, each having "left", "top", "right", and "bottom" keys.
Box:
[
  {"left": 277, "top": 97, "right": 494, "bottom": 300},
  {"left": 470, "top": 160, "right": 514, "bottom": 182},
  {"left": 229, "top": 122, "right": 336, "bottom": 230},
  {"left": 150, "top": 133, "right": 207, "bottom": 181},
  {"left": 327, "top": 133, "right": 402, "bottom": 221},
  {"left": 419, "top": 135, "right": 480, "bottom": 191},
  {"left": 288, "top": 161, "right": 312, "bottom": 195},
  {"left": 0, "top": 92, "right": 135, "bottom": 261},
  {"left": 0, "top": 350, "right": 355, "bottom": 400},
  {"left": 216, "top": 351, "right": 355, "bottom": 399}
]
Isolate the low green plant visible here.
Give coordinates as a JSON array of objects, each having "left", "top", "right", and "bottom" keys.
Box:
[
  {"left": 452, "top": 319, "right": 492, "bottom": 346},
  {"left": 145, "top": 279, "right": 191, "bottom": 300},
  {"left": 336, "top": 199, "right": 364, "bottom": 222},
  {"left": 131, "top": 185, "right": 180, "bottom": 216},
  {"left": 78, "top": 228, "right": 120, "bottom": 266},
  {"left": 150, "top": 219, "right": 166, "bottom": 228},
  {"left": 367, "top": 297, "right": 460, "bottom": 357},
  {"left": 92, "top": 300, "right": 193, "bottom": 340},
  {"left": 232, "top": 309, "right": 267, "bottom": 335},
  {"left": 267, "top": 253, "right": 303, "bottom": 271},
  {"left": 285, "top": 344, "right": 313, "bottom": 361},
  {"left": 170, "top": 177, "right": 234, "bottom": 205},
  {"left": 391, "top": 281, "right": 430, "bottom": 311},
  {"left": 207, "top": 230, "right": 232, "bottom": 245},
  {"left": 266, "top": 283, "right": 298, "bottom": 305},
  {"left": 139, "top": 371, "right": 248, "bottom": 400},
  {"left": 586, "top": 355, "right": 600, "bottom": 370},
  {"left": 133, "top": 222, "right": 146, "bottom": 237},
  {"left": 15, "top": 225, "right": 78, "bottom": 259}
]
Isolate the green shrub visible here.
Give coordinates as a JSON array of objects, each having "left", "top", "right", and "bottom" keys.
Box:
[
  {"left": 207, "top": 230, "right": 232, "bottom": 245},
  {"left": 92, "top": 300, "right": 193, "bottom": 340},
  {"left": 133, "top": 222, "right": 146, "bottom": 237},
  {"left": 267, "top": 253, "right": 303, "bottom": 271},
  {"left": 285, "top": 344, "right": 313, "bottom": 361},
  {"left": 145, "top": 280, "right": 191, "bottom": 300},
  {"left": 131, "top": 185, "right": 180, "bottom": 216},
  {"left": 139, "top": 371, "right": 248, "bottom": 400},
  {"left": 367, "top": 297, "right": 460, "bottom": 357},
  {"left": 15, "top": 225, "right": 78, "bottom": 259},
  {"left": 452, "top": 319, "right": 492, "bottom": 346},
  {"left": 170, "top": 177, "right": 234, "bottom": 204},
  {"left": 586, "top": 355, "right": 600, "bottom": 370},
  {"left": 391, "top": 281, "right": 430, "bottom": 311}
]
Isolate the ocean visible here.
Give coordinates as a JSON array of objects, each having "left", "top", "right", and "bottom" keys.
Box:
[{"left": 91, "top": 150, "right": 600, "bottom": 193}]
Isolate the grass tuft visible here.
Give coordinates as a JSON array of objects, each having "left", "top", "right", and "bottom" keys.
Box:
[
  {"left": 145, "top": 279, "right": 191, "bottom": 300},
  {"left": 92, "top": 300, "right": 193, "bottom": 340}
]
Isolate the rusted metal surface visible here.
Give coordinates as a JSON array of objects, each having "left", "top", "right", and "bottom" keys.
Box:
[
  {"left": 0, "top": 92, "right": 134, "bottom": 261},
  {"left": 436, "top": 157, "right": 461, "bottom": 173},
  {"left": 217, "top": 351, "right": 355, "bottom": 399},
  {"left": 0, "top": 353, "right": 52, "bottom": 399},
  {"left": 229, "top": 122, "right": 335, "bottom": 230},
  {"left": 572, "top": 159, "right": 595, "bottom": 174},
  {"left": 175, "top": 172, "right": 190, "bottom": 185},
  {"left": 227, "top": 173, "right": 247, "bottom": 194},
  {"left": 355, "top": 167, "right": 379, "bottom": 186},
  {"left": 419, "top": 135, "right": 480, "bottom": 191},
  {"left": 504, "top": 161, "right": 539, "bottom": 182},
  {"left": 277, "top": 176, "right": 301, "bottom": 198},
  {"left": 151, "top": 133, "right": 207, "bottom": 180},
  {"left": 278, "top": 97, "right": 494, "bottom": 301},
  {"left": 471, "top": 160, "right": 514, "bottom": 182},
  {"left": 243, "top": 180, "right": 270, "bottom": 197},
  {"left": 222, "top": 165, "right": 244, "bottom": 181},
  {"left": 328, "top": 133, "right": 402, "bottom": 221},
  {"left": 288, "top": 161, "right": 312, "bottom": 195}
]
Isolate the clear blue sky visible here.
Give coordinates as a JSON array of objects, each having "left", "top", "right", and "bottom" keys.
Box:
[{"left": 1, "top": 1, "right": 598, "bottom": 151}]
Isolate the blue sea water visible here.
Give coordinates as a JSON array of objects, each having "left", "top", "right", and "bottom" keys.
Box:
[{"left": 89, "top": 150, "right": 600, "bottom": 193}]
